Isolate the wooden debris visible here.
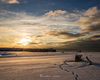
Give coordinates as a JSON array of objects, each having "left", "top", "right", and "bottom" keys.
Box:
[
  {"left": 64, "top": 62, "right": 67, "bottom": 65},
  {"left": 86, "top": 56, "right": 93, "bottom": 65},
  {"left": 75, "top": 54, "right": 83, "bottom": 62}
]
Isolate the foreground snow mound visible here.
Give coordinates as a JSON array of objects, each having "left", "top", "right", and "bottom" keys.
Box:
[{"left": 0, "top": 51, "right": 100, "bottom": 80}]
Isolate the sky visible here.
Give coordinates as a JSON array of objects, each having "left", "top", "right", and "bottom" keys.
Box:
[{"left": 0, "top": 0, "right": 100, "bottom": 50}]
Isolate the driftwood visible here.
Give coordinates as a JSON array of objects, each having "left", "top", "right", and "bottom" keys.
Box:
[
  {"left": 86, "top": 56, "right": 93, "bottom": 65},
  {"left": 74, "top": 55, "right": 93, "bottom": 65},
  {"left": 75, "top": 54, "right": 83, "bottom": 62},
  {"left": 64, "top": 55, "right": 93, "bottom": 66}
]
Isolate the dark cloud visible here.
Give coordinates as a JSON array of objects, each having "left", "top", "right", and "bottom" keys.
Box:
[
  {"left": 86, "top": 14, "right": 100, "bottom": 31},
  {"left": 90, "top": 35, "right": 100, "bottom": 38},
  {"left": 58, "top": 31, "right": 82, "bottom": 37},
  {"left": 35, "top": 35, "right": 43, "bottom": 38},
  {"left": 76, "top": 14, "right": 100, "bottom": 32},
  {"left": 29, "top": 42, "right": 39, "bottom": 44},
  {"left": 84, "top": 23, "right": 100, "bottom": 31},
  {"left": 28, "top": 35, "right": 100, "bottom": 51},
  {"left": 88, "top": 14, "right": 100, "bottom": 22},
  {"left": 45, "top": 30, "right": 82, "bottom": 38},
  {"left": 55, "top": 39, "right": 100, "bottom": 51}
]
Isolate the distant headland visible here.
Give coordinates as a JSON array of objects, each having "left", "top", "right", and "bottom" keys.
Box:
[{"left": 0, "top": 48, "right": 56, "bottom": 52}]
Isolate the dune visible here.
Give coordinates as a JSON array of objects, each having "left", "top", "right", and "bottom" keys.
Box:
[{"left": 0, "top": 51, "right": 100, "bottom": 80}]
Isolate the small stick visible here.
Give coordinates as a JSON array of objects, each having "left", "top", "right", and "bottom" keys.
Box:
[
  {"left": 86, "top": 56, "right": 93, "bottom": 65},
  {"left": 64, "top": 62, "right": 67, "bottom": 65}
]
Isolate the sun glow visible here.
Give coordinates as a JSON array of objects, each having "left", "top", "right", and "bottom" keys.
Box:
[{"left": 18, "top": 37, "right": 31, "bottom": 46}]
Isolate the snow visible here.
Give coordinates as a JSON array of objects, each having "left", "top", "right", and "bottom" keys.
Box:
[{"left": 0, "top": 51, "right": 100, "bottom": 80}]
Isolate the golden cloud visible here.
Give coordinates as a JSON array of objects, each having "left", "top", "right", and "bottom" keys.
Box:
[
  {"left": 44, "top": 30, "right": 82, "bottom": 39},
  {"left": 74, "top": 14, "right": 100, "bottom": 31},
  {"left": 73, "top": 6, "right": 100, "bottom": 32},
  {"left": 83, "top": 6, "right": 100, "bottom": 16},
  {"left": 44, "top": 10, "right": 67, "bottom": 17},
  {"left": 1, "top": 0, "right": 19, "bottom": 4},
  {"left": 65, "top": 7, "right": 100, "bottom": 19},
  {"left": 0, "top": 27, "right": 16, "bottom": 32}
]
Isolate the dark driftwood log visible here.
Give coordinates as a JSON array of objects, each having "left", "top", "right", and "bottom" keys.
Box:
[
  {"left": 75, "top": 54, "right": 83, "bottom": 62},
  {"left": 86, "top": 56, "right": 93, "bottom": 65}
]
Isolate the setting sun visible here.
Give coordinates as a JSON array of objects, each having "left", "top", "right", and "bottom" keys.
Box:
[{"left": 18, "top": 37, "right": 31, "bottom": 46}]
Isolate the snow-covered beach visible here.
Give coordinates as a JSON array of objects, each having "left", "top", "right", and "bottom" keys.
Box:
[{"left": 0, "top": 51, "right": 100, "bottom": 80}]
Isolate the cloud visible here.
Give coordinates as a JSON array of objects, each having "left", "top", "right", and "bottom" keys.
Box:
[
  {"left": 65, "top": 13, "right": 82, "bottom": 18},
  {"left": 89, "top": 35, "right": 100, "bottom": 40},
  {"left": 54, "top": 36, "right": 100, "bottom": 49},
  {"left": 1, "top": 0, "right": 19, "bottom": 4},
  {"left": 0, "top": 7, "right": 100, "bottom": 49},
  {"left": 91, "top": 35, "right": 100, "bottom": 38},
  {"left": 0, "top": 9, "right": 73, "bottom": 35},
  {"left": 0, "top": 43, "right": 15, "bottom": 47},
  {"left": 44, "top": 10, "right": 67, "bottom": 17},
  {"left": 73, "top": 9, "right": 80, "bottom": 13},
  {"left": 75, "top": 14, "right": 100, "bottom": 31},
  {"left": 27, "top": 30, "right": 82, "bottom": 44},
  {"left": 27, "top": 37, "right": 100, "bottom": 50},
  {"left": 83, "top": 6, "right": 100, "bottom": 16},
  {"left": 69, "top": 13, "right": 78, "bottom": 17},
  {"left": 76, "top": 14, "right": 100, "bottom": 23},
  {"left": 44, "top": 30, "right": 82, "bottom": 39},
  {"left": 65, "top": 6, "right": 100, "bottom": 19},
  {"left": 73, "top": 7, "right": 100, "bottom": 33},
  {"left": 0, "top": 26, "right": 16, "bottom": 32},
  {"left": 83, "top": 23, "right": 100, "bottom": 31},
  {"left": 44, "top": 6, "right": 100, "bottom": 19}
]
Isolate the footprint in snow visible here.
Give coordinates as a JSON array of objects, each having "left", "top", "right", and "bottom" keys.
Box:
[
  {"left": 75, "top": 75, "right": 78, "bottom": 80},
  {"left": 64, "top": 69, "right": 70, "bottom": 72},
  {"left": 72, "top": 72, "right": 74, "bottom": 75}
]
